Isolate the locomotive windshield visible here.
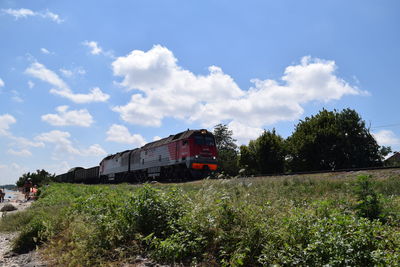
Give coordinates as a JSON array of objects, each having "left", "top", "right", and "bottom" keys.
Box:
[{"left": 194, "top": 135, "right": 215, "bottom": 146}]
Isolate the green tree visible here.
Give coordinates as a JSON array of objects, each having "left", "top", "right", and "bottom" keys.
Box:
[
  {"left": 287, "top": 108, "right": 382, "bottom": 172},
  {"left": 16, "top": 169, "right": 55, "bottom": 187},
  {"left": 240, "top": 129, "right": 286, "bottom": 174},
  {"left": 213, "top": 124, "right": 239, "bottom": 175}
]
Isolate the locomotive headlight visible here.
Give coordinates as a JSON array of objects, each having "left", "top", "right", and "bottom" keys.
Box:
[{"left": 195, "top": 155, "right": 199, "bottom": 159}]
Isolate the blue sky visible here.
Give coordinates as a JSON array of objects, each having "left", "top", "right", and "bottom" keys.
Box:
[{"left": 1, "top": 0, "right": 399, "bottom": 184}]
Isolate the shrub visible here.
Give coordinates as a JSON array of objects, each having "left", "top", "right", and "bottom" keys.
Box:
[{"left": 354, "top": 175, "right": 382, "bottom": 220}]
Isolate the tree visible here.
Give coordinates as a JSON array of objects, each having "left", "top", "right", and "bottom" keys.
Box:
[
  {"left": 240, "top": 129, "right": 286, "bottom": 174},
  {"left": 213, "top": 124, "right": 239, "bottom": 175},
  {"left": 16, "top": 169, "right": 55, "bottom": 187},
  {"left": 287, "top": 108, "right": 382, "bottom": 172}
]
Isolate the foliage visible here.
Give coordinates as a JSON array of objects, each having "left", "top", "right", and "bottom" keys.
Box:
[
  {"left": 287, "top": 108, "right": 382, "bottom": 172},
  {"left": 354, "top": 175, "right": 383, "bottom": 220},
  {"left": 213, "top": 124, "right": 239, "bottom": 175},
  {"left": 239, "top": 129, "right": 286, "bottom": 174},
  {"left": 213, "top": 123, "right": 238, "bottom": 152},
  {"left": 379, "top": 146, "right": 392, "bottom": 160},
  {"left": 16, "top": 169, "right": 55, "bottom": 187},
  {"left": 2, "top": 170, "right": 400, "bottom": 266}
]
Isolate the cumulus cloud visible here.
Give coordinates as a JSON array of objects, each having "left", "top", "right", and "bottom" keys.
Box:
[
  {"left": 82, "top": 41, "right": 114, "bottom": 57},
  {"left": 25, "top": 62, "right": 110, "bottom": 103},
  {"left": 373, "top": 130, "right": 400, "bottom": 147},
  {"left": 41, "top": 105, "right": 94, "bottom": 127},
  {"left": 7, "top": 148, "right": 32, "bottom": 157},
  {"left": 36, "top": 130, "right": 106, "bottom": 157},
  {"left": 227, "top": 121, "right": 264, "bottom": 145},
  {"left": 82, "top": 41, "right": 102, "bottom": 55},
  {"left": 0, "top": 114, "right": 16, "bottom": 135},
  {"left": 112, "top": 45, "right": 364, "bottom": 143},
  {"left": 106, "top": 124, "right": 146, "bottom": 146},
  {"left": 0, "top": 78, "right": 4, "bottom": 87},
  {"left": 1, "top": 8, "right": 63, "bottom": 23}
]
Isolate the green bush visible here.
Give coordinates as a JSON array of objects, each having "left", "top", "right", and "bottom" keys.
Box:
[
  {"left": 2, "top": 173, "right": 400, "bottom": 266},
  {"left": 354, "top": 175, "right": 382, "bottom": 220}
]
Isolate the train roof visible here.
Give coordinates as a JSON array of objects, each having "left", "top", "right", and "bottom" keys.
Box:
[
  {"left": 142, "top": 129, "right": 211, "bottom": 149},
  {"left": 102, "top": 148, "right": 139, "bottom": 161},
  {"left": 67, "top": 167, "right": 84, "bottom": 173},
  {"left": 101, "top": 129, "right": 212, "bottom": 161}
]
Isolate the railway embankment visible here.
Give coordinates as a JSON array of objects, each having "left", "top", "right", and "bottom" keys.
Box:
[{"left": 1, "top": 168, "right": 400, "bottom": 266}]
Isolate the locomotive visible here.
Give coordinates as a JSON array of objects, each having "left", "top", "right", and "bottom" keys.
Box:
[{"left": 55, "top": 129, "right": 218, "bottom": 183}]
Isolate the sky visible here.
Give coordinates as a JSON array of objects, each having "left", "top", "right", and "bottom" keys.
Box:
[{"left": 1, "top": 0, "right": 400, "bottom": 184}]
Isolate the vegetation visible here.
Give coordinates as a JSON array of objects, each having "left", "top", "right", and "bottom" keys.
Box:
[
  {"left": 286, "top": 108, "right": 382, "bottom": 172},
  {"left": 16, "top": 169, "right": 55, "bottom": 187},
  {"left": 2, "top": 170, "right": 400, "bottom": 266},
  {"left": 214, "top": 124, "right": 240, "bottom": 175},
  {"left": 237, "top": 108, "right": 389, "bottom": 175},
  {"left": 240, "top": 129, "right": 286, "bottom": 175}
]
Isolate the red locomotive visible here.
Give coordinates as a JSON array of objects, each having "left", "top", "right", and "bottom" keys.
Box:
[{"left": 56, "top": 129, "right": 218, "bottom": 183}]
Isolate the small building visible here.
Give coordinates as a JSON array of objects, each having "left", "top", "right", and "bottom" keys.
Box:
[{"left": 385, "top": 152, "right": 400, "bottom": 167}]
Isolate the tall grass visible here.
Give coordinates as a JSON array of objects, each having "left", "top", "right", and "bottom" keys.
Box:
[{"left": 1, "top": 170, "right": 400, "bottom": 266}]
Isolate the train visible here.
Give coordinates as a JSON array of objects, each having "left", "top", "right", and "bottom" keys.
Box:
[{"left": 55, "top": 129, "right": 218, "bottom": 183}]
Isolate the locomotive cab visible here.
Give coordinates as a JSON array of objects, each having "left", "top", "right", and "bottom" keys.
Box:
[{"left": 187, "top": 130, "right": 218, "bottom": 178}]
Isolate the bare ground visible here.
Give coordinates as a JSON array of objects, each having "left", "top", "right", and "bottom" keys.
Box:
[{"left": 0, "top": 191, "right": 46, "bottom": 267}]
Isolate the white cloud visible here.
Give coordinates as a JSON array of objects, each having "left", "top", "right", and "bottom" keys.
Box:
[
  {"left": 373, "top": 130, "right": 400, "bottom": 147},
  {"left": 59, "top": 67, "right": 86, "bottom": 78},
  {"left": 25, "top": 62, "right": 68, "bottom": 90},
  {"left": 9, "top": 136, "right": 44, "bottom": 148},
  {"left": 59, "top": 68, "right": 72, "bottom": 77},
  {"left": 227, "top": 121, "right": 264, "bottom": 145},
  {"left": 0, "top": 114, "right": 16, "bottom": 136},
  {"left": 25, "top": 61, "right": 110, "bottom": 103},
  {"left": 153, "top": 136, "right": 161, "bottom": 141},
  {"left": 49, "top": 87, "right": 110, "bottom": 104},
  {"left": 7, "top": 148, "right": 32, "bottom": 157},
  {"left": 2, "top": 8, "right": 34, "bottom": 19},
  {"left": 41, "top": 48, "right": 50, "bottom": 54},
  {"left": 0, "top": 78, "right": 4, "bottom": 87},
  {"left": 106, "top": 124, "right": 146, "bottom": 146},
  {"left": 83, "top": 144, "right": 107, "bottom": 156},
  {"left": 35, "top": 130, "right": 106, "bottom": 157},
  {"left": 82, "top": 41, "right": 102, "bottom": 55},
  {"left": 82, "top": 40, "right": 114, "bottom": 58},
  {"left": 41, "top": 105, "right": 94, "bottom": 127},
  {"left": 1, "top": 8, "right": 63, "bottom": 23},
  {"left": 112, "top": 46, "right": 364, "bottom": 144},
  {"left": 28, "top": 80, "right": 34, "bottom": 89}
]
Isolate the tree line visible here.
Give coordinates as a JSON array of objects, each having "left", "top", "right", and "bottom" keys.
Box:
[{"left": 214, "top": 108, "right": 392, "bottom": 176}]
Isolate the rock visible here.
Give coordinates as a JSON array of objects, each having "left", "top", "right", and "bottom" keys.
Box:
[{"left": 1, "top": 204, "right": 17, "bottom": 212}]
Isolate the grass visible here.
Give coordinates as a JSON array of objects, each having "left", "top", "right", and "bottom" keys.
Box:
[{"left": 1, "top": 169, "right": 400, "bottom": 266}]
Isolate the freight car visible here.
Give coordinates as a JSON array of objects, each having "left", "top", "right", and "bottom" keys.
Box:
[{"left": 55, "top": 129, "right": 218, "bottom": 183}]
